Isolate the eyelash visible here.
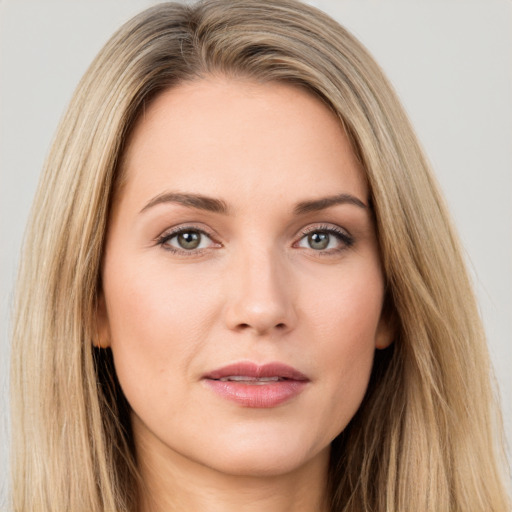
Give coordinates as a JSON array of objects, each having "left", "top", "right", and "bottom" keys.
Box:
[{"left": 155, "top": 224, "right": 354, "bottom": 256}]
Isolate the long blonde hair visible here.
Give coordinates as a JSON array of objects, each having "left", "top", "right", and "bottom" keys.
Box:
[{"left": 11, "top": 1, "right": 510, "bottom": 510}]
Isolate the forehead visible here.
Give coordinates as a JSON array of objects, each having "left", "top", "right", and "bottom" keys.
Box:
[{"left": 118, "top": 77, "right": 367, "bottom": 212}]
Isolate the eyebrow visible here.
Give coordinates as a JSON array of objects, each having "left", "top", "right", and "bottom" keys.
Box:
[
  {"left": 293, "top": 193, "right": 368, "bottom": 215},
  {"left": 139, "top": 191, "right": 367, "bottom": 216},
  {"left": 140, "top": 192, "right": 229, "bottom": 215}
]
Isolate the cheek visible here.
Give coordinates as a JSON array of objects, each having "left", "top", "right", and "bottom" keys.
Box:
[
  {"left": 304, "top": 264, "right": 384, "bottom": 433},
  {"left": 101, "top": 254, "right": 221, "bottom": 396},
  {"left": 105, "top": 251, "right": 218, "bottom": 334},
  {"left": 307, "top": 261, "right": 385, "bottom": 347}
]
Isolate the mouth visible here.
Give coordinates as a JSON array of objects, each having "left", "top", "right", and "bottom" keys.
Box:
[
  {"left": 216, "top": 376, "right": 286, "bottom": 384},
  {"left": 204, "top": 361, "right": 309, "bottom": 381},
  {"left": 202, "top": 362, "right": 309, "bottom": 408}
]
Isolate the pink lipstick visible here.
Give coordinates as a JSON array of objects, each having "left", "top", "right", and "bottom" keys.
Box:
[{"left": 203, "top": 362, "right": 309, "bottom": 408}]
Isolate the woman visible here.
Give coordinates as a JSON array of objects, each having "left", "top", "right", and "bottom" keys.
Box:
[{"left": 10, "top": 0, "right": 510, "bottom": 511}]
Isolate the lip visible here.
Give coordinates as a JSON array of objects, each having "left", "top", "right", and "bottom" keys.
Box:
[{"left": 202, "top": 362, "right": 309, "bottom": 408}]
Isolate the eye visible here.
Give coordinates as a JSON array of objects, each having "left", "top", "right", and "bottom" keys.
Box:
[
  {"left": 157, "top": 227, "right": 216, "bottom": 252},
  {"left": 296, "top": 226, "right": 353, "bottom": 252}
]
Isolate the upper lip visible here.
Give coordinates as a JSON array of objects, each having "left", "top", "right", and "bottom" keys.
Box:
[{"left": 203, "top": 362, "right": 309, "bottom": 381}]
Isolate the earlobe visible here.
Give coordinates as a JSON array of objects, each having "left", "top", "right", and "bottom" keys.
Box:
[
  {"left": 375, "top": 319, "right": 394, "bottom": 350},
  {"left": 375, "top": 299, "right": 396, "bottom": 350},
  {"left": 94, "top": 292, "right": 111, "bottom": 348}
]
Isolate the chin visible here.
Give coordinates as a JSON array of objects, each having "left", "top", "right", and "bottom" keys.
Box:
[{"left": 195, "top": 429, "right": 331, "bottom": 478}]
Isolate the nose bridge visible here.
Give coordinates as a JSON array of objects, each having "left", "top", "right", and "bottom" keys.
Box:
[{"left": 224, "top": 240, "right": 295, "bottom": 334}]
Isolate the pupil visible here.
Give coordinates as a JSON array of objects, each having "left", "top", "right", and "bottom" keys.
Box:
[
  {"left": 308, "top": 231, "right": 329, "bottom": 250},
  {"left": 178, "top": 231, "right": 200, "bottom": 250}
]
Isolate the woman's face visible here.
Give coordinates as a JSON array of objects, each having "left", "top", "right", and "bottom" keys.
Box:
[{"left": 99, "top": 78, "right": 391, "bottom": 478}]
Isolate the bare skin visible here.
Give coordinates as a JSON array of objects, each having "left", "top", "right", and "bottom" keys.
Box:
[
  {"left": 98, "top": 77, "right": 392, "bottom": 512},
  {"left": 136, "top": 421, "right": 330, "bottom": 512}
]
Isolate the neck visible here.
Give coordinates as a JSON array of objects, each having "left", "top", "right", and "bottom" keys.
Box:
[{"left": 135, "top": 427, "right": 331, "bottom": 512}]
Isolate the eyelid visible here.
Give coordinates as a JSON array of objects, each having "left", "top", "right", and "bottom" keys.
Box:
[{"left": 298, "top": 223, "right": 350, "bottom": 236}]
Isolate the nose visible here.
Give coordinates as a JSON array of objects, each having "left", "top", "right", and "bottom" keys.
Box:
[{"left": 223, "top": 247, "right": 297, "bottom": 336}]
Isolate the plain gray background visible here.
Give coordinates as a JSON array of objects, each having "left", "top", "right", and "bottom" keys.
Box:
[{"left": 1, "top": 0, "right": 511, "bottom": 504}]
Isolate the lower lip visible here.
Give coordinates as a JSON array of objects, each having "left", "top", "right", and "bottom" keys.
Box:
[{"left": 203, "top": 379, "right": 307, "bottom": 408}]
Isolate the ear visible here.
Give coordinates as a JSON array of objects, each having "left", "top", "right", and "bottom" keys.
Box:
[
  {"left": 374, "top": 295, "right": 396, "bottom": 350},
  {"left": 375, "top": 316, "right": 394, "bottom": 349},
  {"left": 94, "top": 292, "right": 111, "bottom": 348}
]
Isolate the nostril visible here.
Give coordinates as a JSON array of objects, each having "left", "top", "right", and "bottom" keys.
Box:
[{"left": 235, "top": 322, "right": 287, "bottom": 332}]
